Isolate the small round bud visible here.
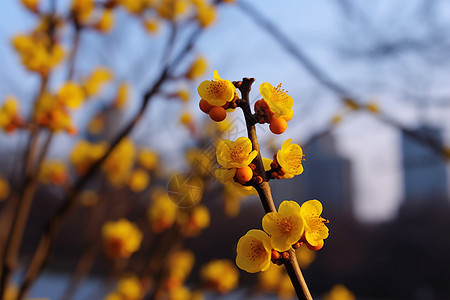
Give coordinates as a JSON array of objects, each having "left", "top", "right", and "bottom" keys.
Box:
[
  {"left": 271, "top": 249, "right": 280, "bottom": 261},
  {"left": 269, "top": 117, "right": 287, "bottom": 135},
  {"left": 199, "top": 99, "right": 213, "bottom": 114},
  {"left": 209, "top": 106, "right": 227, "bottom": 122},
  {"left": 248, "top": 163, "right": 256, "bottom": 171},
  {"left": 282, "top": 251, "right": 290, "bottom": 260},
  {"left": 235, "top": 166, "right": 253, "bottom": 184}
]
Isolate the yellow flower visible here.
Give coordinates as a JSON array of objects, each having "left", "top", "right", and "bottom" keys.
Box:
[
  {"left": 300, "top": 200, "right": 329, "bottom": 247},
  {"left": 148, "top": 189, "right": 178, "bottom": 233},
  {"left": 195, "top": 3, "right": 216, "bottom": 28},
  {"left": 201, "top": 259, "right": 239, "bottom": 293},
  {"left": 56, "top": 81, "right": 85, "bottom": 109},
  {"left": 118, "top": 0, "right": 145, "bottom": 14},
  {"left": 0, "top": 96, "right": 22, "bottom": 132},
  {"left": 178, "top": 205, "right": 210, "bottom": 236},
  {"left": 343, "top": 98, "right": 359, "bottom": 110},
  {"left": 39, "top": 160, "right": 68, "bottom": 186},
  {"left": 71, "top": 140, "right": 108, "bottom": 175},
  {"left": 128, "top": 168, "right": 150, "bottom": 193},
  {"left": 0, "top": 176, "right": 10, "bottom": 201},
  {"left": 116, "top": 275, "right": 142, "bottom": 300},
  {"left": 138, "top": 149, "right": 158, "bottom": 170},
  {"left": 113, "top": 82, "right": 129, "bottom": 109},
  {"left": 71, "top": 0, "right": 95, "bottom": 22},
  {"left": 4, "top": 284, "right": 18, "bottom": 300},
  {"left": 236, "top": 229, "right": 272, "bottom": 273},
  {"left": 102, "top": 138, "right": 135, "bottom": 187},
  {"left": 277, "top": 138, "right": 304, "bottom": 179},
  {"left": 95, "top": 9, "right": 115, "bottom": 33},
  {"left": 176, "top": 88, "right": 190, "bottom": 102},
  {"left": 186, "top": 56, "right": 208, "bottom": 80},
  {"left": 179, "top": 112, "right": 193, "bottom": 126},
  {"left": 12, "top": 34, "right": 64, "bottom": 76},
  {"left": 106, "top": 274, "right": 143, "bottom": 300},
  {"left": 143, "top": 19, "right": 160, "bottom": 34},
  {"left": 323, "top": 284, "right": 355, "bottom": 300},
  {"left": 259, "top": 82, "right": 293, "bottom": 119},
  {"left": 168, "top": 250, "right": 195, "bottom": 283},
  {"left": 157, "top": 0, "right": 189, "bottom": 20},
  {"left": 168, "top": 174, "right": 204, "bottom": 208},
  {"left": 102, "top": 219, "right": 143, "bottom": 259},
  {"left": 215, "top": 167, "right": 256, "bottom": 196},
  {"left": 198, "top": 70, "right": 235, "bottom": 106},
  {"left": 83, "top": 67, "right": 114, "bottom": 97},
  {"left": 168, "top": 285, "right": 191, "bottom": 300},
  {"left": 366, "top": 102, "right": 380, "bottom": 114},
  {"left": 21, "top": 0, "right": 39, "bottom": 12},
  {"left": 262, "top": 200, "right": 304, "bottom": 252},
  {"left": 216, "top": 137, "right": 257, "bottom": 168}
]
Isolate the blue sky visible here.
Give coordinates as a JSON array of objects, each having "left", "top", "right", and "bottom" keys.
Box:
[{"left": 1, "top": 0, "right": 450, "bottom": 222}]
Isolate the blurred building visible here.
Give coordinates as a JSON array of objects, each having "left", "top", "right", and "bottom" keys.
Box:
[
  {"left": 401, "top": 126, "right": 449, "bottom": 210},
  {"left": 271, "top": 132, "right": 353, "bottom": 215}
]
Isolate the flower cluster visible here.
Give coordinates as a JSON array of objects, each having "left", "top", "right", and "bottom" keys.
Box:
[
  {"left": 0, "top": 96, "right": 24, "bottom": 133},
  {"left": 254, "top": 82, "right": 294, "bottom": 134},
  {"left": 198, "top": 70, "right": 238, "bottom": 122},
  {"left": 101, "top": 218, "right": 143, "bottom": 259},
  {"left": 39, "top": 160, "right": 68, "bottom": 186},
  {"left": 236, "top": 200, "right": 329, "bottom": 273}
]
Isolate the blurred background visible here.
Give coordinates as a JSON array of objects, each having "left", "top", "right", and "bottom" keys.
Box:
[{"left": 0, "top": 0, "right": 449, "bottom": 299}]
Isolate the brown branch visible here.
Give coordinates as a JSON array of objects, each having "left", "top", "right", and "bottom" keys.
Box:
[{"left": 237, "top": 78, "right": 313, "bottom": 300}]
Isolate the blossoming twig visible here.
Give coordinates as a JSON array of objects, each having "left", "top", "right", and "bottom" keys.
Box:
[{"left": 235, "top": 78, "right": 313, "bottom": 300}]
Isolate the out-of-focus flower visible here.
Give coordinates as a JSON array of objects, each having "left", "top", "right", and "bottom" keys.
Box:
[
  {"left": 186, "top": 56, "right": 208, "bottom": 80},
  {"left": 138, "top": 149, "right": 158, "bottom": 170},
  {"left": 276, "top": 138, "right": 304, "bottom": 179},
  {"left": 143, "top": 18, "right": 160, "bottom": 34},
  {"left": 12, "top": 33, "right": 64, "bottom": 76},
  {"left": 201, "top": 259, "right": 239, "bottom": 294},
  {"left": 195, "top": 2, "right": 216, "bottom": 28},
  {"left": 323, "top": 284, "right": 355, "bottom": 300},
  {"left": 186, "top": 148, "right": 215, "bottom": 177},
  {"left": 259, "top": 82, "right": 293, "bottom": 120},
  {"left": 178, "top": 205, "right": 210, "bottom": 236},
  {"left": 105, "top": 274, "right": 143, "bottom": 300},
  {"left": 4, "top": 284, "right": 18, "bottom": 300},
  {"left": 257, "top": 264, "right": 283, "bottom": 293},
  {"left": 148, "top": 189, "right": 178, "bottom": 233},
  {"left": 102, "top": 138, "right": 135, "bottom": 187},
  {"left": 71, "top": 140, "right": 108, "bottom": 174},
  {"left": 95, "top": 9, "right": 115, "bottom": 33},
  {"left": 262, "top": 200, "right": 304, "bottom": 252},
  {"left": 236, "top": 229, "right": 272, "bottom": 273},
  {"left": 343, "top": 98, "right": 359, "bottom": 110},
  {"left": 366, "top": 102, "right": 380, "bottom": 114},
  {"left": 156, "top": 0, "right": 190, "bottom": 21},
  {"left": 179, "top": 112, "right": 193, "bottom": 127},
  {"left": 296, "top": 244, "right": 316, "bottom": 269},
  {"left": 128, "top": 168, "right": 150, "bottom": 193},
  {"left": 198, "top": 70, "right": 235, "bottom": 107},
  {"left": 21, "top": 0, "right": 39, "bottom": 13},
  {"left": 176, "top": 88, "right": 190, "bottom": 102},
  {"left": 39, "top": 160, "right": 68, "bottom": 186},
  {"left": 300, "top": 200, "right": 329, "bottom": 247},
  {"left": 113, "top": 82, "right": 129, "bottom": 110},
  {"left": 79, "top": 190, "right": 99, "bottom": 207},
  {"left": 167, "top": 174, "right": 204, "bottom": 208},
  {"left": 118, "top": 0, "right": 145, "bottom": 14},
  {"left": 216, "top": 137, "right": 257, "bottom": 169},
  {"left": 102, "top": 219, "right": 143, "bottom": 259},
  {"left": 0, "top": 176, "right": 10, "bottom": 201},
  {"left": 168, "top": 250, "right": 195, "bottom": 286},
  {"left": 71, "top": 0, "right": 95, "bottom": 22},
  {"left": 0, "top": 96, "right": 23, "bottom": 133},
  {"left": 82, "top": 67, "right": 114, "bottom": 97},
  {"left": 34, "top": 92, "right": 77, "bottom": 133},
  {"left": 167, "top": 285, "right": 191, "bottom": 300},
  {"left": 56, "top": 81, "right": 85, "bottom": 109}
]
